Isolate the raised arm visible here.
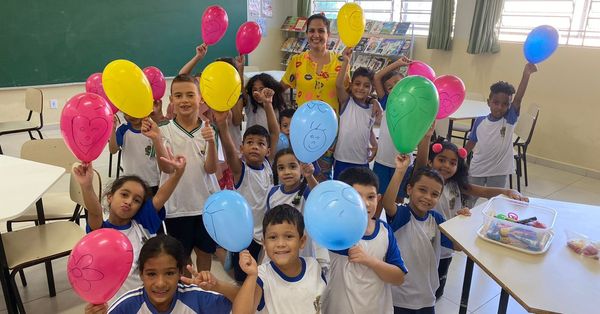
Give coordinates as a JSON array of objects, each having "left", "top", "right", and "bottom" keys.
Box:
[
  {"left": 179, "top": 44, "right": 208, "bottom": 75},
  {"left": 336, "top": 47, "right": 352, "bottom": 111},
  {"left": 414, "top": 123, "right": 435, "bottom": 170},
  {"left": 72, "top": 163, "right": 103, "bottom": 230},
  {"left": 348, "top": 245, "right": 405, "bottom": 285},
  {"left": 200, "top": 115, "right": 218, "bottom": 174},
  {"left": 373, "top": 56, "right": 411, "bottom": 98},
  {"left": 108, "top": 116, "right": 120, "bottom": 155},
  {"left": 301, "top": 163, "right": 318, "bottom": 190},
  {"left": 232, "top": 250, "right": 262, "bottom": 314},
  {"left": 382, "top": 155, "right": 411, "bottom": 217},
  {"left": 512, "top": 63, "right": 537, "bottom": 113},
  {"left": 152, "top": 153, "right": 186, "bottom": 210},
  {"left": 214, "top": 111, "right": 243, "bottom": 180},
  {"left": 141, "top": 118, "right": 175, "bottom": 174},
  {"left": 255, "top": 88, "right": 280, "bottom": 162}
]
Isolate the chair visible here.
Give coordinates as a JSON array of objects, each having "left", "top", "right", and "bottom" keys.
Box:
[
  {"left": 450, "top": 92, "right": 486, "bottom": 146},
  {"left": 513, "top": 106, "right": 540, "bottom": 186},
  {"left": 0, "top": 88, "right": 44, "bottom": 154}
]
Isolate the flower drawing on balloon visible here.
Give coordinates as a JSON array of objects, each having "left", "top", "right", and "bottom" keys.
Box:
[{"left": 68, "top": 254, "right": 104, "bottom": 292}]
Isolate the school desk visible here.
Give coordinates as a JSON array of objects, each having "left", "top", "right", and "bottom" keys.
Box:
[
  {"left": 0, "top": 155, "right": 65, "bottom": 313},
  {"left": 440, "top": 198, "right": 600, "bottom": 314},
  {"left": 446, "top": 99, "right": 490, "bottom": 140}
]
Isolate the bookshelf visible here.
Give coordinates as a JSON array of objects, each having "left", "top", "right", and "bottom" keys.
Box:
[{"left": 280, "top": 16, "right": 415, "bottom": 74}]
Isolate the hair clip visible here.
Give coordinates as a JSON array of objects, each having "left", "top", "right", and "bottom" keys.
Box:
[
  {"left": 458, "top": 148, "right": 468, "bottom": 159},
  {"left": 432, "top": 143, "right": 443, "bottom": 153}
]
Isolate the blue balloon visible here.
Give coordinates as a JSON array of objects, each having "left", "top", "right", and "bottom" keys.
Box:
[
  {"left": 203, "top": 190, "right": 253, "bottom": 252},
  {"left": 275, "top": 133, "right": 290, "bottom": 152},
  {"left": 290, "top": 100, "right": 338, "bottom": 163},
  {"left": 524, "top": 25, "right": 559, "bottom": 64},
  {"left": 304, "top": 180, "right": 368, "bottom": 250}
]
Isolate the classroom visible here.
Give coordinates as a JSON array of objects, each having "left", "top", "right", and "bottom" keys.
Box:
[{"left": 0, "top": 0, "right": 599, "bottom": 313}]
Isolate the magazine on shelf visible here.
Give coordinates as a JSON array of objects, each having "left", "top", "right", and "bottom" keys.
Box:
[
  {"left": 281, "top": 38, "right": 296, "bottom": 51},
  {"left": 370, "top": 21, "right": 384, "bottom": 34},
  {"left": 364, "top": 20, "right": 374, "bottom": 33},
  {"left": 383, "top": 39, "right": 404, "bottom": 55},
  {"left": 326, "top": 38, "right": 339, "bottom": 51},
  {"left": 380, "top": 22, "right": 396, "bottom": 35},
  {"left": 281, "top": 16, "right": 295, "bottom": 30},
  {"left": 334, "top": 40, "right": 346, "bottom": 54},
  {"left": 281, "top": 52, "right": 292, "bottom": 66},
  {"left": 351, "top": 55, "right": 372, "bottom": 72},
  {"left": 330, "top": 19, "right": 338, "bottom": 34},
  {"left": 293, "top": 17, "right": 308, "bottom": 31},
  {"left": 364, "top": 38, "right": 383, "bottom": 54},
  {"left": 367, "top": 57, "right": 389, "bottom": 72},
  {"left": 393, "top": 22, "right": 411, "bottom": 36},
  {"left": 292, "top": 38, "right": 306, "bottom": 53},
  {"left": 353, "top": 37, "right": 370, "bottom": 52},
  {"left": 400, "top": 39, "right": 411, "bottom": 54}
]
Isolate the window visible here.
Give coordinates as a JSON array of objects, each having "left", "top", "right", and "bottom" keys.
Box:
[
  {"left": 499, "top": 0, "right": 600, "bottom": 47},
  {"left": 312, "top": 0, "right": 432, "bottom": 36}
]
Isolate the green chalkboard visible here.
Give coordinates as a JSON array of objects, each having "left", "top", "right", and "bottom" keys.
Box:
[{"left": 0, "top": 0, "right": 247, "bottom": 87}]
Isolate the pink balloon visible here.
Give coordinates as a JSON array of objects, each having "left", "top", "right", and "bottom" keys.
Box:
[
  {"left": 236, "top": 22, "right": 262, "bottom": 55},
  {"left": 60, "top": 93, "right": 114, "bottom": 162},
  {"left": 407, "top": 61, "right": 436, "bottom": 82},
  {"left": 434, "top": 75, "right": 466, "bottom": 119},
  {"left": 67, "top": 229, "right": 133, "bottom": 304},
  {"left": 85, "top": 73, "right": 119, "bottom": 114},
  {"left": 202, "top": 5, "right": 229, "bottom": 45},
  {"left": 143, "top": 66, "right": 166, "bottom": 100}
]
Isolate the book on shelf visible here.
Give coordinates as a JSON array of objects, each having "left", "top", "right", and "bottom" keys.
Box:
[
  {"left": 380, "top": 39, "right": 404, "bottom": 55},
  {"left": 293, "top": 17, "right": 308, "bottom": 31},
  {"left": 393, "top": 22, "right": 411, "bottom": 36},
  {"left": 281, "top": 52, "right": 292, "bottom": 65},
  {"left": 380, "top": 22, "right": 397, "bottom": 35},
  {"left": 326, "top": 37, "right": 339, "bottom": 51},
  {"left": 281, "top": 38, "right": 296, "bottom": 51},
  {"left": 370, "top": 21, "right": 384, "bottom": 34},
  {"left": 364, "top": 37, "right": 383, "bottom": 54},
  {"left": 334, "top": 40, "right": 346, "bottom": 54},
  {"left": 367, "top": 57, "right": 389, "bottom": 72},
  {"left": 351, "top": 55, "right": 372, "bottom": 72},
  {"left": 330, "top": 19, "right": 338, "bottom": 34},
  {"left": 364, "top": 20, "right": 374, "bottom": 33},
  {"left": 281, "top": 16, "right": 295, "bottom": 30},
  {"left": 291, "top": 38, "right": 306, "bottom": 53},
  {"left": 353, "top": 37, "right": 369, "bottom": 52},
  {"left": 400, "top": 39, "right": 411, "bottom": 54}
]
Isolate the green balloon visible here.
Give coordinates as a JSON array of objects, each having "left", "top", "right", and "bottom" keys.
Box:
[{"left": 386, "top": 76, "right": 439, "bottom": 154}]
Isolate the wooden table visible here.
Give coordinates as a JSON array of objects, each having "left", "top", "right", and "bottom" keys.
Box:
[
  {"left": 440, "top": 198, "right": 600, "bottom": 313},
  {"left": 446, "top": 99, "right": 490, "bottom": 140},
  {"left": 0, "top": 155, "right": 65, "bottom": 313}
]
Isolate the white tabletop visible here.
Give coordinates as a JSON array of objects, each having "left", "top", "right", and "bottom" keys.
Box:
[
  {"left": 449, "top": 99, "right": 489, "bottom": 120},
  {"left": 440, "top": 198, "right": 600, "bottom": 313},
  {"left": 0, "top": 155, "right": 65, "bottom": 221},
  {"left": 243, "top": 70, "right": 286, "bottom": 83}
]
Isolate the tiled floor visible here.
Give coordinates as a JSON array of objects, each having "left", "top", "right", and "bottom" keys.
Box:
[{"left": 0, "top": 127, "right": 599, "bottom": 313}]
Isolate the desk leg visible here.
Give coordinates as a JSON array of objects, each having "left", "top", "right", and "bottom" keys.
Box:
[
  {"left": 36, "top": 199, "right": 57, "bottom": 297},
  {"left": 459, "top": 257, "right": 474, "bottom": 314},
  {"left": 447, "top": 120, "right": 454, "bottom": 140},
  {"left": 0, "top": 235, "right": 18, "bottom": 313},
  {"left": 498, "top": 289, "right": 509, "bottom": 314}
]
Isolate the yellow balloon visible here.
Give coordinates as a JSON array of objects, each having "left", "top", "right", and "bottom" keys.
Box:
[
  {"left": 102, "top": 59, "right": 153, "bottom": 118},
  {"left": 338, "top": 3, "right": 365, "bottom": 47},
  {"left": 200, "top": 61, "right": 242, "bottom": 112}
]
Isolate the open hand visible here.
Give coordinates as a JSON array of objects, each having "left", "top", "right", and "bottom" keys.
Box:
[
  {"left": 159, "top": 147, "right": 186, "bottom": 174},
  {"left": 253, "top": 88, "right": 274, "bottom": 105}
]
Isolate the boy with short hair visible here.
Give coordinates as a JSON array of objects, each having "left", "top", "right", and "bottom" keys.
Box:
[
  {"left": 465, "top": 63, "right": 537, "bottom": 204},
  {"left": 233, "top": 204, "right": 326, "bottom": 314},
  {"left": 214, "top": 87, "right": 280, "bottom": 283},
  {"left": 142, "top": 74, "right": 220, "bottom": 272},
  {"left": 321, "top": 167, "right": 407, "bottom": 314}
]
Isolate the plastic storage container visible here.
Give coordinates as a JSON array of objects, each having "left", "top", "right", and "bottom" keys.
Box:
[{"left": 477, "top": 197, "right": 557, "bottom": 254}]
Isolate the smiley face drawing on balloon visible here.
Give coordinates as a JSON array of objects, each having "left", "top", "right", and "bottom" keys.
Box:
[{"left": 303, "top": 122, "right": 328, "bottom": 152}]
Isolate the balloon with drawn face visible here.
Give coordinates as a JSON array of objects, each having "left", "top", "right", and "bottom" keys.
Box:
[
  {"left": 434, "top": 75, "right": 465, "bottom": 119},
  {"left": 338, "top": 3, "right": 365, "bottom": 47},
  {"left": 386, "top": 76, "right": 439, "bottom": 153},
  {"left": 290, "top": 100, "right": 338, "bottom": 163},
  {"left": 60, "top": 93, "right": 114, "bottom": 162},
  {"left": 304, "top": 180, "right": 368, "bottom": 250}
]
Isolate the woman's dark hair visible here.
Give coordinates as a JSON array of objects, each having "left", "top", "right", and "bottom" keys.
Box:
[
  {"left": 137, "top": 234, "right": 187, "bottom": 273},
  {"left": 306, "top": 14, "right": 330, "bottom": 34},
  {"left": 428, "top": 140, "right": 469, "bottom": 190},
  {"left": 272, "top": 148, "right": 307, "bottom": 206},
  {"left": 408, "top": 167, "right": 445, "bottom": 191},
  {"left": 245, "top": 73, "right": 287, "bottom": 114},
  {"left": 104, "top": 175, "right": 150, "bottom": 201},
  {"left": 263, "top": 204, "right": 305, "bottom": 237}
]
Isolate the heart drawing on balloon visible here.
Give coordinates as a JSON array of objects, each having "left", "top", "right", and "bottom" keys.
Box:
[
  {"left": 437, "top": 92, "right": 463, "bottom": 118},
  {"left": 71, "top": 116, "right": 109, "bottom": 154}
]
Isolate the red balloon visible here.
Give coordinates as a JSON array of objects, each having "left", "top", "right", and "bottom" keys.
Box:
[
  {"left": 236, "top": 22, "right": 262, "bottom": 55},
  {"left": 67, "top": 229, "right": 133, "bottom": 304},
  {"left": 85, "top": 73, "right": 118, "bottom": 114},
  {"left": 60, "top": 93, "right": 114, "bottom": 162},
  {"left": 143, "top": 66, "right": 166, "bottom": 100},
  {"left": 202, "top": 5, "right": 229, "bottom": 45},
  {"left": 434, "top": 75, "right": 466, "bottom": 119}
]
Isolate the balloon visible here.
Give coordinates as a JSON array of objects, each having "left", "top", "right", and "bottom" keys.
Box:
[
  {"left": 203, "top": 190, "right": 253, "bottom": 252},
  {"left": 202, "top": 5, "right": 229, "bottom": 45},
  {"left": 386, "top": 76, "right": 439, "bottom": 153},
  {"left": 290, "top": 100, "right": 338, "bottom": 163},
  {"left": 85, "top": 73, "right": 118, "bottom": 114},
  {"left": 67, "top": 228, "right": 133, "bottom": 304},
  {"left": 434, "top": 75, "right": 466, "bottom": 119},
  {"left": 143, "top": 66, "right": 166, "bottom": 100},
  {"left": 276, "top": 133, "right": 290, "bottom": 152},
  {"left": 407, "top": 61, "right": 436, "bottom": 82},
  {"left": 200, "top": 61, "right": 242, "bottom": 112},
  {"left": 304, "top": 180, "right": 368, "bottom": 250},
  {"left": 524, "top": 25, "right": 559, "bottom": 64},
  {"left": 337, "top": 3, "right": 365, "bottom": 47},
  {"left": 236, "top": 22, "right": 262, "bottom": 55},
  {"left": 102, "top": 59, "right": 153, "bottom": 118},
  {"left": 60, "top": 93, "right": 114, "bottom": 162}
]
